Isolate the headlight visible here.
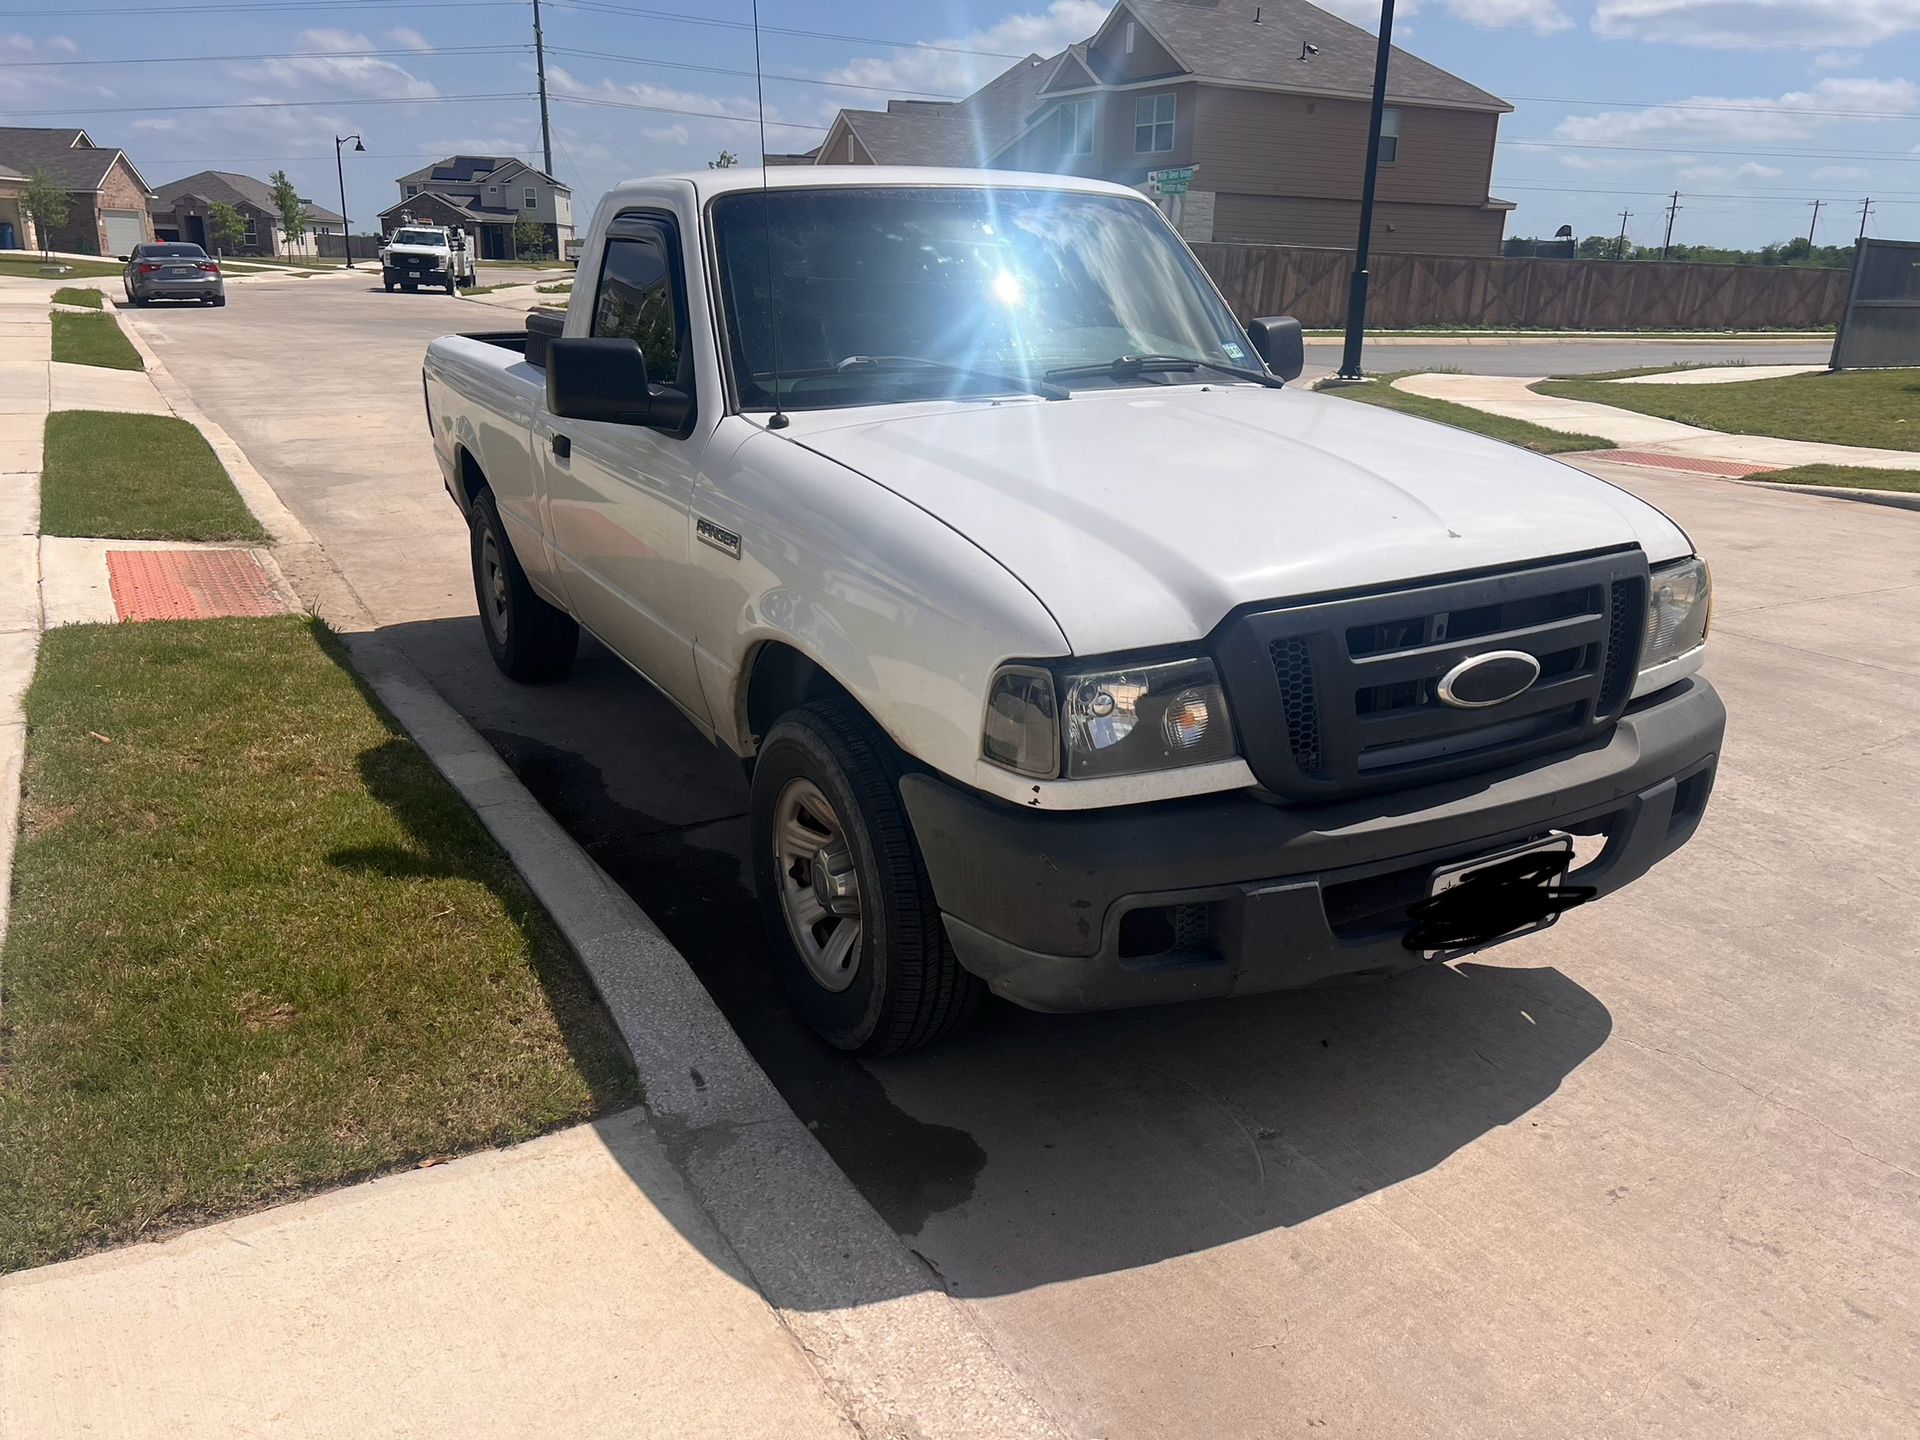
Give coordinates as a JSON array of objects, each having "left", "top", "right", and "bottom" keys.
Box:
[
  {"left": 1640, "top": 557, "right": 1712, "bottom": 674},
  {"left": 983, "top": 656, "right": 1238, "bottom": 780}
]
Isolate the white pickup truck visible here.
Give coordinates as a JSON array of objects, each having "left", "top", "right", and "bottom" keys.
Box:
[
  {"left": 423, "top": 167, "right": 1723, "bottom": 1054},
  {"left": 381, "top": 224, "right": 475, "bottom": 294}
]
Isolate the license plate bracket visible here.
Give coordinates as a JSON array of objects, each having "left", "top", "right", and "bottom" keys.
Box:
[{"left": 1404, "top": 832, "right": 1590, "bottom": 960}]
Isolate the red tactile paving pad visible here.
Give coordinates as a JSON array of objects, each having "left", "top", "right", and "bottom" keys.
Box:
[
  {"left": 1580, "top": 449, "right": 1782, "bottom": 478},
  {"left": 107, "top": 549, "right": 284, "bottom": 622}
]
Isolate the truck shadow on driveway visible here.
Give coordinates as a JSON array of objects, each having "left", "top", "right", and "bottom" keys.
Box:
[{"left": 376, "top": 617, "right": 1613, "bottom": 1300}]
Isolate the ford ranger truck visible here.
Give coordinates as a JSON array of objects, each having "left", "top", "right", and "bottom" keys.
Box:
[
  {"left": 382, "top": 224, "right": 474, "bottom": 293},
  {"left": 422, "top": 168, "right": 1724, "bottom": 1054}
]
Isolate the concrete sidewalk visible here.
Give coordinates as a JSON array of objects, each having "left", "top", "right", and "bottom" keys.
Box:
[
  {"left": 1394, "top": 372, "right": 1920, "bottom": 472},
  {"left": 0, "top": 1114, "right": 859, "bottom": 1440}
]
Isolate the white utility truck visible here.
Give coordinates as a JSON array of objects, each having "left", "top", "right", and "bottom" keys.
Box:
[
  {"left": 381, "top": 224, "right": 475, "bottom": 293},
  {"left": 422, "top": 168, "right": 1723, "bottom": 1053}
]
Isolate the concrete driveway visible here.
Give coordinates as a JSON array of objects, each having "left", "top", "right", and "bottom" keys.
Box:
[{"left": 127, "top": 282, "right": 1920, "bottom": 1438}]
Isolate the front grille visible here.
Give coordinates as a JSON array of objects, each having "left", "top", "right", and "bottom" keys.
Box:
[{"left": 1219, "top": 552, "right": 1649, "bottom": 799}]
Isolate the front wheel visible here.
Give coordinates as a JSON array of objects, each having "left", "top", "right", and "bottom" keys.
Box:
[
  {"left": 468, "top": 489, "right": 578, "bottom": 682},
  {"left": 751, "top": 701, "right": 981, "bottom": 1054}
]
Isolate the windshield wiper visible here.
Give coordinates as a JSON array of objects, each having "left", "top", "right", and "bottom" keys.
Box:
[
  {"left": 834, "top": 354, "right": 1068, "bottom": 401},
  {"left": 1043, "top": 354, "right": 1285, "bottom": 389}
]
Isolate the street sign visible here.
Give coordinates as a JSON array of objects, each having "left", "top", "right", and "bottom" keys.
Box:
[{"left": 1148, "top": 165, "right": 1197, "bottom": 196}]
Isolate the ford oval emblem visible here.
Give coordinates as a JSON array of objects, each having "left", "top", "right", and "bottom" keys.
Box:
[{"left": 1436, "top": 650, "right": 1542, "bottom": 709}]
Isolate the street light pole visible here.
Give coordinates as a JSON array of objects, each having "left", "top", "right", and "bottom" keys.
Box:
[
  {"left": 334, "top": 133, "right": 365, "bottom": 268},
  {"left": 1335, "top": 0, "right": 1397, "bottom": 380}
]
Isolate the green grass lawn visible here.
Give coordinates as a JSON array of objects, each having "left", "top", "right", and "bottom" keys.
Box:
[
  {"left": 0, "top": 255, "right": 122, "bottom": 279},
  {"left": 50, "top": 311, "right": 142, "bottom": 370},
  {"left": 534, "top": 281, "right": 572, "bottom": 294},
  {"left": 1535, "top": 367, "right": 1919, "bottom": 452},
  {"left": 51, "top": 286, "right": 104, "bottom": 309},
  {"left": 0, "top": 617, "right": 639, "bottom": 1270},
  {"left": 1318, "top": 374, "right": 1612, "bottom": 454},
  {"left": 41, "top": 411, "right": 267, "bottom": 543},
  {"left": 1750, "top": 464, "right": 1920, "bottom": 494}
]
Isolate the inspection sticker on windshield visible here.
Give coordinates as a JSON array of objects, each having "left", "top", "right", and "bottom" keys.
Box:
[{"left": 1223, "top": 342, "right": 1248, "bottom": 362}]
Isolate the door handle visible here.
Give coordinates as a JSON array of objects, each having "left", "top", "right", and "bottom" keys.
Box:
[{"left": 550, "top": 433, "right": 571, "bottom": 459}]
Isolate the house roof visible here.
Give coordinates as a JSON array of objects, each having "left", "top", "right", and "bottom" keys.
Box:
[
  {"left": 0, "top": 126, "right": 155, "bottom": 195},
  {"left": 153, "top": 169, "right": 276, "bottom": 214},
  {"left": 1109, "top": 0, "right": 1509, "bottom": 112},
  {"left": 379, "top": 192, "right": 488, "bottom": 224},
  {"left": 828, "top": 51, "right": 1061, "bottom": 167},
  {"left": 397, "top": 153, "right": 568, "bottom": 190},
  {"left": 301, "top": 200, "right": 346, "bottom": 225}
]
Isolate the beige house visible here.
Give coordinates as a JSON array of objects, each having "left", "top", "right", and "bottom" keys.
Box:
[
  {"left": 151, "top": 171, "right": 345, "bottom": 257},
  {"left": 808, "top": 0, "right": 1514, "bottom": 256},
  {"left": 384, "top": 155, "right": 574, "bottom": 260},
  {"left": 0, "top": 127, "right": 155, "bottom": 256}
]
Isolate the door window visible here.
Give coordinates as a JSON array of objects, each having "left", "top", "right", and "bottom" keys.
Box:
[{"left": 593, "top": 230, "right": 684, "bottom": 386}]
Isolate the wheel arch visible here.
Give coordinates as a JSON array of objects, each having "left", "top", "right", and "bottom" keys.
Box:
[{"left": 740, "top": 640, "right": 866, "bottom": 760}]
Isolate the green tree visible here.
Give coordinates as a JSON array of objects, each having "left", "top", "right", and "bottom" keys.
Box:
[
  {"left": 709, "top": 149, "right": 738, "bottom": 169},
  {"left": 20, "top": 166, "right": 70, "bottom": 260},
  {"left": 512, "top": 214, "right": 549, "bottom": 260},
  {"left": 268, "top": 170, "right": 306, "bottom": 255},
  {"left": 206, "top": 201, "right": 249, "bottom": 255}
]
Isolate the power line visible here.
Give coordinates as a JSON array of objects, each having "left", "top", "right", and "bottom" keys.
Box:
[
  {"left": 3, "top": 1, "right": 518, "bottom": 13},
  {"left": 545, "top": 47, "right": 968, "bottom": 101},
  {"left": 1504, "top": 138, "right": 1920, "bottom": 163},
  {"left": 1508, "top": 93, "right": 1920, "bottom": 120},
  {"left": 544, "top": 89, "right": 828, "bottom": 132},
  {"left": 0, "top": 45, "right": 526, "bottom": 69},
  {"left": 0, "top": 91, "right": 532, "bottom": 118},
  {"left": 543, "top": 0, "right": 1034, "bottom": 61},
  {"left": 1494, "top": 180, "right": 1920, "bottom": 204}
]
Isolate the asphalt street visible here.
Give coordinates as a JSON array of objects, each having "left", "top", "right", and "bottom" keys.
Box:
[{"left": 129, "top": 279, "right": 1919, "bottom": 1437}]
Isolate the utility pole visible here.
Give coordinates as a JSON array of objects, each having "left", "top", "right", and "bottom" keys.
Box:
[
  {"left": 532, "top": 0, "right": 554, "bottom": 177},
  {"left": 1335, "top": 0, "right": 1397, "bottom": 380},
  {"left": 1660, "top": 191, "right": 1681, "bottom": 260},
  {"left": 1857, "top": 196, "right": 1874, "bottom": 239},
  {"left": 1615, "top": 209, "right": 1632, "bottom": 262},
  {"left": 1806, "top": 198, "right": 1822, "bottom": 247}
]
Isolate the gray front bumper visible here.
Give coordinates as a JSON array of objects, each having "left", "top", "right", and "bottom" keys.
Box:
[{"left": 901, "top": 677, "right": 1724, "bottom": 1012}]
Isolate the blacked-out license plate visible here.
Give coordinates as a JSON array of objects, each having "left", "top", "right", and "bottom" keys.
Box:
[{"left": 1404, "top": 833, "right": 1593, "bottom": 959}]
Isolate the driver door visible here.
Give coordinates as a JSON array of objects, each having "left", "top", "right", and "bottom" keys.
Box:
[{"left": 537, "top": 213, "right": 711, "bottom": 723}]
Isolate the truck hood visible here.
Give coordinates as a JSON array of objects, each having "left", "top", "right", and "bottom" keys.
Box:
[
  {"left": 385, "top": 243, "right": 449, "bottom": 257},
  {"left": 781, "top": 385, "right": 1691, "bottom": 655}
]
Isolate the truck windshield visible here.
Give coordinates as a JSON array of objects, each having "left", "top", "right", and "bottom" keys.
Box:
[
  {"left": 391, "top": 229, "right": 443, "bottom": 246},
  {"left": 710, "top": 186, "right": 1255, "bottom": 411}
]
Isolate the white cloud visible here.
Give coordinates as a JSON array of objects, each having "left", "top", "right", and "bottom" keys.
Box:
[
  {"left": 1553, "top": 76, "right": 1918, "bottom": 147},
  {"left": 243, "top": 29, "right": 438, "bottom": 99},
  {"left": 1676, "top": 160, "right": 1784, "bottom": 181},
  {"left": 0, "top": 33, "right": 31, "bottom": 52},
  {"left": 46, "top": 34, "right": 77, "bottom": 52},
  {"left": 820, "top": 1, "right": 1105, "bottom": 101},
  {"left": 131, "top": 117, "right": 179, "bottom": 132},
  {"left": 642, "top": 123, "right": 691, "bottom": 145},
  {"left": 1811, "top": 164, "right": 1871, "bottom": 181},
  {"left": 386, "top": 27, "right": 432, "bottom": 52},
  {"left": 1812, "top": 50, "right": 1862, "bottom": 71},
  {"left": 1443, "top": 0, "right": 1574, "bottom": 34},
  {"left": 1593, "top": 1, "right": 1920, "bottom": 49}
]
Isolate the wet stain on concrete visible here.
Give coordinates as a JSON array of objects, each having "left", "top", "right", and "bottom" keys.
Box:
[{"left": 481, "top": 727, "right": 987, "bottom": 1234}]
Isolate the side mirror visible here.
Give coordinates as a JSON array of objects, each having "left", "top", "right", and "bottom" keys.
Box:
[
  {"left": 547, "top": 337, "right": 692, "bottom": 432},
  {"left": 1246, "top": 316, "right": 1304, "bottom": 382},
  {"left": 119, "top": 254, "right": 132, "bottom": 263}
]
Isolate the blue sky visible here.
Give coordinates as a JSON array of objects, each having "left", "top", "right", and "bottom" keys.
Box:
[{"left": 1, "top": 0, "right": 1915, "bottom": 249}]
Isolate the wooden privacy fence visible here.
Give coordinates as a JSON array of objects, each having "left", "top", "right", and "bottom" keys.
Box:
[{"left": 1189, "top": 242, "right": 1850, "bottom": 331}]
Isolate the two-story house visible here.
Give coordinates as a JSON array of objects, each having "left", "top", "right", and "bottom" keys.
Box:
[
  {"left": 381, "top": 155, "right": 574, "bottom": 260},
  {"left": 808, "top": 0, "right": 1514, "bottom": 256},
  {"left": 151, "top": 171, "right": 345, "bottom": 257}
]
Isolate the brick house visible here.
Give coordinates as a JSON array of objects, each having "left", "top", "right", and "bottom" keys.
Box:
[
  {"left": 808, "top": 0, "right": 1515, "bottom": 256},
  {"left": 0, "top": 127, "right": 156, "bottom": 256},
  {"left": 151, "top": 170, "right": 346, "bottom": 257},
  {"left": 382, "top": 155, "right": 574, "bottom": 259}
]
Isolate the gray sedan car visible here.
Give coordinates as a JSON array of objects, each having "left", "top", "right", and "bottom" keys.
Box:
[{"left": 123, "top": 242, "right": 226, "bottom": 307}]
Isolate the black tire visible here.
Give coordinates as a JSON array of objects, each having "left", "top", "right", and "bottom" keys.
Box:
[
  {"left": 384, "top": 280, "right": 395, "bottom": 293},
  {"left": 445, "top": 276, "right": 457, "bottom": 295},
  {"left": 468, "top": 488, "right": 578, "bottom": 682},
  {"left": 751, "top": 701, "right": 982, "bottom": 1054},
  {"left": 131, "top": 294, "right": 148, "bottom": 307},
  {"left": 212, "top": 296, "right": 226, "bottom": 308}
]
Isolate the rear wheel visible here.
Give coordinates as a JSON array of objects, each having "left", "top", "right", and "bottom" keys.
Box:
[
  {"left": 751, "top": 701, "right": 982, "bottom": 1054},
  {"left": 212, "top": 296, "right": 226, "bottom": 307},
  {"left": 468, "top": 488, "right": 578, "bottom": 682}
]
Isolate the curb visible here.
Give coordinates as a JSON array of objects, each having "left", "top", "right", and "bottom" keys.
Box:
[
  {"left": 1730, "top": 478, "right": 1920, "bottom": 513},
  {"left": 117, "top": 309, "right": 1065, "bottom": 1439}
]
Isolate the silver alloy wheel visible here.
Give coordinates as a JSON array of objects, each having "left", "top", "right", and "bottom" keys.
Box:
[
  {"left": 480, "top": 528, "right": 511, "bottom": 645},
  {"left": 772, "top": 776, "right": 863, "bottom": 993}
]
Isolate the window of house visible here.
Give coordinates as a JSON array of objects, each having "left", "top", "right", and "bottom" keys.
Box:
[
  {"left": 1378, "top": 108, "right": 1401, "bottom": 165},
  {"left": 524, "top": 187, "right": 537, "bottom": 209},
  {"left": 1059, "top": 99, "right": 1095, "bottom": 157},
  {"left": 406, "top": 184, "right": 419, "bottom": 196},
  {"left": 1134, "top": 94, "right": 1174, "bottom": 153},
  {"left": 593, "top": 228, "right": 683, "bottom": 386},
  {"left": 1125, "top": 21, "right": 1136, "bottom": 53}
]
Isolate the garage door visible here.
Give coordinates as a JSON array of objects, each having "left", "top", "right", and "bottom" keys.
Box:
[{"left": 102, "top": 209, "right": 146, "bottom": 258}]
